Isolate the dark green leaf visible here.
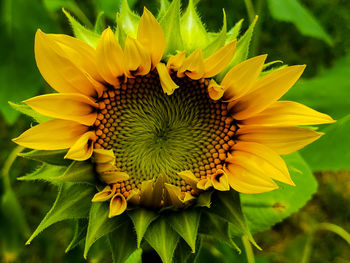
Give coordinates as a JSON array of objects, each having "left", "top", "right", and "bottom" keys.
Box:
[
  {"left": 17, "top": 164, "right": 66, "bottom": 185},
  {"left": 56, "top": 161, "right": 97, "bottom": 185},
  {"left": 203, "top": 10, "right": 227, "bottom": 57},
  {"left": 127, "top": 208, "right": 159, "bottom": 248},
  {"left": 124, "top": 248, "right": 142, "bottom": 263},
  {"left": 241, "top": 152, "right": 317, "bottom": 233},
  {"left": 18, "top": 149, "right": 71, "bottom": 166},
  {"left": 267, "top": 0, "right": 332, "bottom": 45},
  {"left": 65, "top": 219, "right": 88, "bottom": 253},
  {"left": 145, "top": 217, "right": 180, "bottom": 263},
  {"left": 84, "top": 202, "right": 125, "bottom": 258},
  {"left": 109, "top": 220, "right": 138, "bottom": 263},
  {"left": 167, "top": 209, "right": 201, "bottom": 252},
  {"left": 26, "top": 183, "right": 94, "bottom": 244},
  {"left": 300, "top": 114, "right": 350, "bottom": 171}
]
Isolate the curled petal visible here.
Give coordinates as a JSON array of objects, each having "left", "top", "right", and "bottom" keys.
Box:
[
  {"left": 65, "top": 131, "right": 97, "bottom": 161},
  {"left": 178, "top": 49, "right": 205, "bottom": 80},
  {"left": 92, "top": 185, "right": 116, "bottom": 202},
  {"left": 197, "top": 178, "right": 212, "bottom": 190},
  {"left": 208, "top": 79, "right": 224, "bottom": 100},
  {"left": 210, "top": 169, "right": 230, "bottom": 191},
  {"left": 178, "top": 170, "right": 199, "bottom": 190},
  {"left": 167, "top": 51, "right": 186, "bottom": 71},
  {"left": 124, "top": 36, "right": 151, "bottom": 76},
  {"left": 156, "top": 63, "right": 179, "bottom": 95},
  {"left": 109, "top": 193, "right": 127, "bottom": 218}
]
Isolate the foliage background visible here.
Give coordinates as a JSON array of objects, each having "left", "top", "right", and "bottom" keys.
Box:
[{"left": 0, "top": 0, "right": 349, "bottom": 262}]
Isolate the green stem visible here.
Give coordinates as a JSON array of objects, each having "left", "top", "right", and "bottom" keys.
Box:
[
  {"left": 1, "top": 146, "right": 24, "bottom": 190},
  {"left": 242, "top": 235, "right": 255, "bottom": 263},
  {"left": 300, "top": 234, "right": 314, "bottom": 263},
  {"left": 243, "top": 0, "right": 256, "bottom": 23}
]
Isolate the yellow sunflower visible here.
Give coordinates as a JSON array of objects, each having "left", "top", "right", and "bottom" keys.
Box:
[{"left": 13, "top": 8, "right": 334, "bottom": 218}]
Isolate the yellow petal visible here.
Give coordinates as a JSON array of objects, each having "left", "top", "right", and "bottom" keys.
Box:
[
  {"left": 178, "top": 49, "right": 205, "bottom": 80},
  {"left": 210, "top": 169, "right": 230, "bottom": 191},
  {"left": 232, "top": 141, "right": 294, "bottom": 185},
  {"left": 231, "top": 65, "right": 306, "bottom": 120},
  {"left": 65, "top": 131, "right": 97, "bottom": 161},
  {"left": 24, "top": 93, "right": 98, "bottom": 125},
  {"left": 99, "top": 171, "right": 129, "bottom": 184},
  {"left": 164, "top": 183, "right": 184, "bottom": 208},
  {"left": 208, "top": 79, "right": 224, "bottom": 100},
  {"left": 137, "top": 7, "right": 165, "bottom": 68},
  {"left": 178, "top": 170, "right": 199, "bottom": 190},
  {"left": 224, "top": 163, "right": 279, "bottom": 194},
  {"left": 126, "top": 189, "right": 141, "bottom": 205},
  {"left": 93, "top": 148, "right": 115, "bottom": 164},
  {"left": 179, "top": 191, "right": 196, "bottom": 204},
  {"left": 140, "top": 179, "right": 155, "bottom": 207},
  {"left": 242, "top": 101, "right": 335, "bottom": 126},
  {"left": 12, "top": 119, "right": 88, "bottom": 150},
  {"left": 124, "top": 36, "right": 151, "bottom": 76},
  {"left": 156, "top": 63, "right": 179, "bottom": 95},
  {"left": 238, "top": 126, "right": 323, "bottom": 155},
  {"left": 222, "top": 55, "right": 267, "bottom": 101},
  {"left": 167, "top": 51, "right": 186, "bottom": 71},
  {"left": 96, "top": 27, "right": 125, "bottom": 85},
  {"left": 203, "top": 40, "right": 237, "bottom": 78},
  {"left": 35, "top": 30, "right": 103, "bottom": 97},
  {"left": 92, "top": 185, "right": 116, "bottom": 202},
  {"left": 109, "top": 193, "right": 127, "bottom": 218},
  {"left": 197, "top": 178, "right": 212, "bottom": 190}
]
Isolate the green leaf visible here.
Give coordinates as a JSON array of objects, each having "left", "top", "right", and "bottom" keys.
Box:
[
  {"left": 174, "top": 239, "right": 193, "bottom": 263},
  {"left": 55, "top": 161, "right": 97, "bottom": 185},
  {"left": 209, "top": 190, "right": 256, "bottom": 248},
  {"left": 241, "top": 152, "right": 317, "bottom": 233},
  {"left": 127, "top": 208, "right": 159, "bottom": 248},
  {"left": 167, "top": 209, "right": 201, "bottom": 252},
  {"left": 217, "top": 16, "right": 257, "bottom": 80},
  {"left": 63, "top": 9, "right": 100, "bottom": 48},
  {"left": 26, "top": 183, "right": 94, "bottom": 245},
  {"left": 203, "top": 10, "right": 227, "bottom": 58},
  {"left": 180, "top": 0, "right": 209, "bottom": 52},
  {"left": 125, "top": 248, "right": 142, "bottom": 263},
  {"left": 9, "top": 102, "right": 51, "bottom": 123},
  {"left": 199, "top": 212, "right": 241, "bottom": 253},
  {"left": 284, "top": 51, "right": 350, "bottom": 120},
  {"left": 65, "top": 219, "right": 88, "bottom": 253},
  {"left": 17, "top": 163, "right": 65, "bottom": 185},
  {"left": 94, "top": 11, "right": 106, "bottom": 34},
  {"left": 300, "top": 114, "right": 350, "bottom": 171},
  {"left": 18, "top": 149, "right": 71, "bottom": 166},
  {"left": 159, "top": 0, "right": 183, "bottom": 56},
  {"left": 118, "top": 0, "right": 140, "bottom": 39},
  {"left": 109, "top": 221, "right": 138, "bottom": 263},
  {"left": 157, "top": 0, "right": 171, "bottom": 20},
  {"left": 267, "top": 0, "right": 332, "bottom": 45},
  {"left": 145, "top": 217, "right": 180, "bottom": 263},
  {"left": 84, "top": 202, "right": 125, "bottom": 258}
]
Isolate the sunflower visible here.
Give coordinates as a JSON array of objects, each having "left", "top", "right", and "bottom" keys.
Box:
[{"left": 13, "top": 5, "right": 334, "bottom": 221}]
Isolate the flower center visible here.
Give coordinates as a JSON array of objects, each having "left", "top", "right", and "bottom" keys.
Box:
[{"left": 94, "top": 71, "right": 238, "bottom": 195}]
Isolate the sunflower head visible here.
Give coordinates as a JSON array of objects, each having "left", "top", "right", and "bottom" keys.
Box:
[{"left": 12, "top": 0, "right": 335, "bottom": 261}]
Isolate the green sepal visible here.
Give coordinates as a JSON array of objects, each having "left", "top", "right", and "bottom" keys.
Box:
[
  {"left": 65, "top": 219, "right": 88, "bottom": 253},
  {"left": 195, "top": 190, "right": 213, "bottom": 208},
  {"left": 125, "top": 248, "right": 142, "bottom": 263},
  {"left": 157, "top": 0, "right": 171, "bottom": 20},
  {"left": 62, "top": 8, "right": 100, "bottom": 48},
  {"left": 226, "top": 19, "right": 244, "bottom": 43},
  {"left": 55, "top": 161, "right": 97, "bottom": 185},
  {"left": 94, "top": 11, "right": 106, "bottom": 34},
  {"left": 84, "top": 202, "right": 126, "bottom": 258},
  {"left": 116, "top": 13, "right": 127, "bottom": 48},
  {"left": 218, "top": 16, "right": 258, "bottom": 80},
  {"left": 167, "top": 209, "right": 201, "bottom": 253},
  {"left": 18, "top": 149, "right": 71, "bottom": 166},
  {"left": 209, "top": 190, "right": 259, "bottom": 249},
  {"left": 127, "top": 208, "right": 159, "bottom": 248},
  {"left": 180, "top": 0, "right": 209, "bottom": 53},
  {"left": 109, "top": 220, "right": 138, "bottom": 263},
  {"left": 17, "top": 163, "right": 65, "bottom": 185},
  {"left": 9, "top": 102, "right": 51, "bottom": 123},
  {"left": 174, "top": 239, "right": 193, "bottom": 263},
  {"left": 203, "top": 10, "right": 227, "bottom": 58},
  {"left": 199, "top": 212, "right": 241, "bottom": 253},
  {"left": 26, "top": 183, "right": 94, "bottom": 245},
  {"left": 118, "top": 0, "right": 140, "bottom": 39},
  {"left": 144, "top": 217, "right": 180, "bottom": 263},
  {"left": 159, "top": 0, "right": 184, "bottom": 57}
]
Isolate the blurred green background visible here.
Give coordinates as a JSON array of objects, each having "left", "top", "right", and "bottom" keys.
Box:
[{"left": 1, "top": 0, "right": 350, "bottom": 262}]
